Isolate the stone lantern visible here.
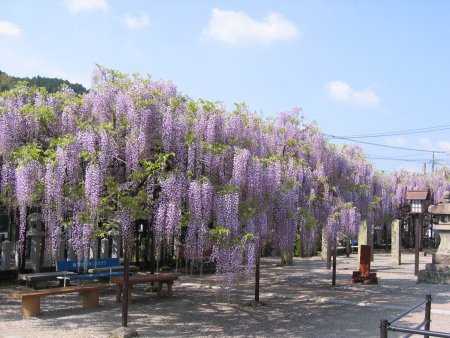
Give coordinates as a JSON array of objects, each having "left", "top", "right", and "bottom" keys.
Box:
[
  {"left": 418, "top": 191, "right": 450, "bottom": 284},
  {"left": 405, "top": 190, "right": 431, "bottom": 275}
]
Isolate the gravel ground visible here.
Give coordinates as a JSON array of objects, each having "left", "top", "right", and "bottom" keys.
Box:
[{"left": 0, "top": 253, "right": 449, "bottom": 338}]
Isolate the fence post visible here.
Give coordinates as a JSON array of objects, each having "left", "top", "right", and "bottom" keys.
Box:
[
  {"left": 424, "top": 294, "right": 431, "bottom": 338},
  {"left": 380, "top": 319, "right": 389, "bottom": 338}
]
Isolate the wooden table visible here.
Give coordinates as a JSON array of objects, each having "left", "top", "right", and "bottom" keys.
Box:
[{"left": 112, "top": 273, "right": 178, "bottom": 302}]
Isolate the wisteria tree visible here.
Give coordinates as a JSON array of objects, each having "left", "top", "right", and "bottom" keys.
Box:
[{"left": 2, "top": 66, "right": 450, "bottom": 326}]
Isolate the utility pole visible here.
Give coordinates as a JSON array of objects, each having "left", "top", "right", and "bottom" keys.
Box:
[{"left": 423, "top": 162, "right": 427, "bottom": 175}]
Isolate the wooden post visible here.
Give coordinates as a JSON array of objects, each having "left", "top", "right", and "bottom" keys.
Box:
[
  {"left": 379, "top": 319, "right": 389, "bottom": 338},
  {"left": 424, "top": 294, "right": 431, "bottom": 338},
  {"left": 332, "top": 239, "right": 337, "bottom": 286},
  {"left": 80, "top": 290, "right": 99, "bottom": 309},
  {"left": 414, "top": 215, "right": 420, "bottom": 276},
  {"left": 369, "top": 223, "right": 374, "bottom": 262},
  {"left": 122, "top": 243, "right": 129, "bottom": 327},
  {"left": 22, "top": 296, "right": 40, "bottom": 318}
]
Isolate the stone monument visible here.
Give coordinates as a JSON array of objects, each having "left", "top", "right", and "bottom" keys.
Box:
[
  {"left": 418, "top": 191, "right": 450, "bottom": 284},
  {"left": 100, "top": 238, "right": 110, "bottom": 259},
  {"left": 111, "top": 234, "right": 120, "bottom": 259},
  {"left": 391, "top": 219, "right": 401, "bottom": 265},
  {"left": 321, "top": 228, "right": 331, "bottom": 269},
  {"left": 90, "top": 238, "right": 99, "bottom": 260},
  {"left": 27, "top": 213, "right": 44, "bottom": 272},
  {"left": 0, "top": 240, "right": 13, "bottom": 270},
  {"left": 358, "top": 220, "right": 374, "bottom": 263}
]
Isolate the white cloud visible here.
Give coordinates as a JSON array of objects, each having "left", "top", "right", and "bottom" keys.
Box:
[
  {"left": 437, "top": 141, "right": 450, "bottom": 153},
  {"left": 123, "top": 13, "right": 150, "bottom": 30},
  {"left": 203, "top": 8, "right": 299, "bottom": 45},
  {"left": 385, "top": 136, "right": 407, "bottom": 147},
  {"left": 417, "top": 138, "right": 450, "bottom": 153},
  {"left": 0, "top": 20, "right": 22, "bottom": 37},
  {"left": 418, "top": 137, "right": 433, "bottom": 150},
  {"left": 326, "top": 81, "right": 380, "bottom": 107},
  {"left": 64, "top": 0, "right": 108, "bottom": 14}
]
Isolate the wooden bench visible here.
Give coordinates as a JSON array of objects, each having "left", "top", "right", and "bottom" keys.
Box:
[
  {"left": 9, "top": 284, "right": 109, "bottom": 318},
  {"left": 112, "top": 273, "right": 178, "bottom": 302}
]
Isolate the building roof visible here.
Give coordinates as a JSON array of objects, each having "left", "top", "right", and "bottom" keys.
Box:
[
  {"left": 428, "top": 203, "right": 450, "bottom": 215},
  {"left": 405, "top": 190, "right": 429, "bottom": 201}
]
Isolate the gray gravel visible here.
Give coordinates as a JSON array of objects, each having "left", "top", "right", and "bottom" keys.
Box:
[{"left": 0, "top": 253, "right": 449, "bottom": 338}]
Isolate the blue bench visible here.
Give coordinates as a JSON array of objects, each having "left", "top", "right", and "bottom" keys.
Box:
[
  {"left": 57, "top": 258, "right": 121, "bottom": 272},
  {"left": 57, "top": 258, "right": 129, "bottom": 283}
]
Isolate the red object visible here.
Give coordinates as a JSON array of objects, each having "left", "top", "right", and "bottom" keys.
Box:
[
  {"left": 352, "top": 245, "right": 378, "bottom": 284},
  {"left": 359, "top": 245, "right": 371, "bottom": 278}
]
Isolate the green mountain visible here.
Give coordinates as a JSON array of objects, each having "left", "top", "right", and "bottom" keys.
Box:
[{"left": 0, "top": 70, "right": 87, "bottom": 94}]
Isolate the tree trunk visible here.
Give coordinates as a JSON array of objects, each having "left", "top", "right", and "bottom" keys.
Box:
[
  {"left": 143, "top": 225, "right": 150, "bottom": 269},
  {"left": 150, "top": 230, "right": 155, "bottom": 274},
  {"left": 135, "top": 232, "right": 140, "bottom": 268},
  {"left": 281, "top": 250, "right": 293, "bottom": 265},
  {"left": 345, "top": 238, "right": 351, "bottom": 257},
  {"left": 39, "top": 224, "right": 46, "bottom": 271},
  {"left": 19, "top": 209, "right": 27, "bottom": 273}
]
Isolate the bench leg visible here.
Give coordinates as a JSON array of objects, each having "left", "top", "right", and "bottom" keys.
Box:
[
  {"left": 167, "top": 282, "right": 173, "bottom": 296},
  {"left": 80, "top": 290, "right": 99, "bottom": 309},
  {"left": 156, "top": 282, "right": 163, "bottom": 297},
  {"left": 22, "top": 296, "right": 40, "bottom": 318}
]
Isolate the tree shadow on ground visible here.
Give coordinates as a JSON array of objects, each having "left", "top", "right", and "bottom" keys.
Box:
[{"left": 0, "top": 253, "right": 448, "bottom": 337}]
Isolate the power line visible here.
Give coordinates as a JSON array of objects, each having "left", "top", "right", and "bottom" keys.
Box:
[
  {"left": 340, "top": 123, "right": 450, "bottom": 138},
  {"left": 325, "top": 134, "right": 447, "bottom": 153},
  {"left": 366, "top": 156, "right": 446, "bottom": 163}
]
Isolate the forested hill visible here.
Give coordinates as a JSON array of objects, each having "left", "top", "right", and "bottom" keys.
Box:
[{"left": 0, "top": 70, "right": 87, "bottom": 94}]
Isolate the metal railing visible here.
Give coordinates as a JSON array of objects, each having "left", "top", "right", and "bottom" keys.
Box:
[{"left": 380, "top": 295, "right": 450, "bottom": 338}]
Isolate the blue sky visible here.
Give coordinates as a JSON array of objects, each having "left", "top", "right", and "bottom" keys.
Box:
[{"left": 2, "top": 0, "right": 450, "bottom": 172}]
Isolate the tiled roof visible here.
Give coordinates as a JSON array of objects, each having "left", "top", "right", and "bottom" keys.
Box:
[{"left": 405, "top": 190, "right": 429, "bottom": 200}]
